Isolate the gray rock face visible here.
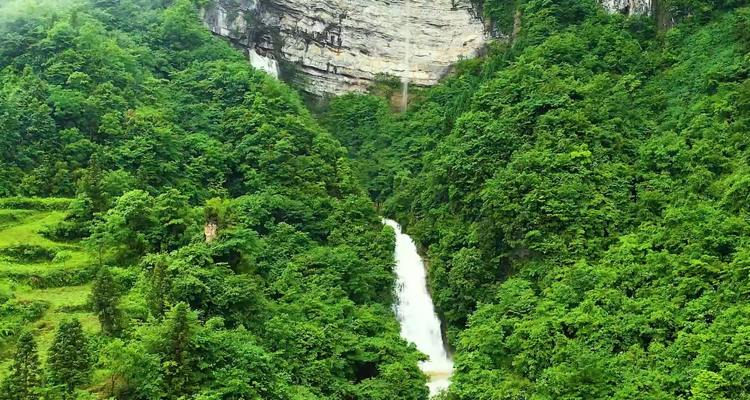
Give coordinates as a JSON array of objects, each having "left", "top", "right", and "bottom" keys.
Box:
[
  {"left": 600, "top": 0, "right": 651, "bottom": 16},
  {"left": 201, "top": 0, "right": 487, "bottom": 95},
  {"left": 200, "top": 0, "right": 279, "bottom": 78}
]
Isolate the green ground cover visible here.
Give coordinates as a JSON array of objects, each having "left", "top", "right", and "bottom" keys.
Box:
[{"left": 0, "top": 207, "right": 96, "bottom": 372}]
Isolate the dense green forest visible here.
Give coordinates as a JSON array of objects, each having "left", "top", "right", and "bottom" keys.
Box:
[
  {"left": 0, "top": 0, "right": 429, "bottom": 399},
  {"left": 323, "top": 0, "right": 750, "bottom": 398},
  {"left": 5, "top": 0, "right": 750, "bottom": 397}
]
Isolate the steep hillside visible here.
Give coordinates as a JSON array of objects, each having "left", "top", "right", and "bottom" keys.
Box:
[
  {"left": 0, "top": 0, "right": 428, "bottom": 399},
  {"left": 323, "top": 0, "right": 750, "bottom": 397}
]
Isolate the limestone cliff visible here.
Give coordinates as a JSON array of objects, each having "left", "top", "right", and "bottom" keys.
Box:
[
  {"left": 201, "top": 0, "right": 487, "bottom": 96},
  {"left": 600, "top": 0, "right": 652, "bottom": 16}
]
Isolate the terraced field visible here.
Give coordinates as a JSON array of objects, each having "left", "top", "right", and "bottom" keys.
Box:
[{"left": 0, "top": 203, "right": 98, "bottom": 379}]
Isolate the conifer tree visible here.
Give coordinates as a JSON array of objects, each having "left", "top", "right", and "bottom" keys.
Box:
[
  {"left": 144, "top": 253, "right": 172, "bottom": 318},
  {"left": 90, "top": 266, "right": 123, "bottom": 336},
  {"left": 0, "top": 332, "right": 42, "bottom": 400},
  {"left": 163, "top": 302, "right": 197, "bottom": 399},
  {"left": 47, "top": 319, "right": 91, "bottom": 396}
]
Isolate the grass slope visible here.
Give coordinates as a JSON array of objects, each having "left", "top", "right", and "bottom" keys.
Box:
[{"left": 0, "top": 205, "right": 97, "bottom": 377}]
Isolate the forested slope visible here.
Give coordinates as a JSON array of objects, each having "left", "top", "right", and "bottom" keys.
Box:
[
  {"left": 0, "top": 1, "right": 428, "bottom": 399},
  {"left": 323, "top": 0, "right": 750, "bottom": 398}
]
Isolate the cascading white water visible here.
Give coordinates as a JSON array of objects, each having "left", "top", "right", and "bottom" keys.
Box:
[
  {"left": 385, "top": 219, "right": 454, "bottom": 396},
  {"left": 401, "top": 0, "right": 411, "bottom": 111}
]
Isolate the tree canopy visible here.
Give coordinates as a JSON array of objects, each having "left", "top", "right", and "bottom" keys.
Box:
[
  {"left": 322, "top": 0, "right": 750, "bottom": 398},
  {"left": 5, "top": 0, "right": 750, "bottom": 397},
  {"left": 0, "top": 0, "right": 428, "bottom": 398}
]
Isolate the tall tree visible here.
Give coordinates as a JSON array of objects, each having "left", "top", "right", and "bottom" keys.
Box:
[
  {"left": 90, "top": 266, "right": 123, "bottom": 336},
  {"left": 0, "top": 332, "right": 42, "bottom": 400},
  {"left": 162, "top": 302, "right": 198, "bottom": 399},
  {"left": 143, "top": 253, "right": 173, "bottom": 318},
  {"left": 47, "top": 319, "right": 91, "bottom": 396}
]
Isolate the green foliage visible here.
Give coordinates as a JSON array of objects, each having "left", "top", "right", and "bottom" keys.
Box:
[
  {"left": 0, "top": 210, "right": 35, "bottom": 227},
  {"left": 0, "top": 332, "right": 42, "bottom": 400},
  {"left": 86, "top": 189, "right": 198, "bottom": 263},
  {"left": 0, "top": 1, "right": 429, "bottom": 399},
  {"left": 323, "top": 1, "right": 750, "bottom": 399},
  {"left": 0, "top": 243, "right": 59, "bottom": 263},
  {"left": 321, "top": 94, "right": 398, "bottom": 203},
  {"left": 0, "top": 298, "right": 47, "bottom": 347},
  {"left": 5, "top": 267, "right": 98, "bottom": 290},
  {"left": 367, "top": 72, "right": 405, "bottom": 99},
  {"left": 162, "top": 302, "right": 198, "bottom": 399},
  {"left": 90, "top": 267, "right": 123, "bottom": 336},
  {"left": 475, "top": 0, "right": 519, "bottom": 34},
  {"left": 0, "top": 198, "right": 73, "bottom": 211},
  {"left": 47, "top": 319, "right": 91, "bottom": 394},
  {"left": 691, "top": 370, "right": 730, "bottom": 400},
  {"left": 53, "top": 250, "right": 74, "bottom": 266}
]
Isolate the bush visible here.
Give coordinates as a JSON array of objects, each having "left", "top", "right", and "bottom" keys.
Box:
[
  {"left": 52, "top": 251, "right": 73, "bottom": 265},
  {"left": 111, "top": 267, "right": 139, "bottom": 291},
  {"left": 0, "top": 197, "right": 72, "bottom": 211},
  {"left": 0, "top": 299, "right": 48, "bottom": 343},
  {"left": 40, "top": 221, "right": 91, "bottom": 242},
  {"left": 0, "top": 210, "right": 34, "bottom": 226},
  {"left": 0, "top": 244, "right": 59, "bottom": 263},
  {"left": 29, "top": 267, "right": 98, "bottom": 289},
  {"left": 0, "top": 266, "right": 97, "bottom": 289}
]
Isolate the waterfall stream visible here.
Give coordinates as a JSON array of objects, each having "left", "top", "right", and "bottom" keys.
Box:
[{"left": 385, "top": 219, "right": 454, "bottom": 396}]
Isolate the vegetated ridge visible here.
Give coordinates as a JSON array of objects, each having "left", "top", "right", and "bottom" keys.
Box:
[
  {"left": 0, "top": 0, "right": 430, "bottom": 399},
  {"left": 321, "top": 0, "right": 750, "bottom": 397}
]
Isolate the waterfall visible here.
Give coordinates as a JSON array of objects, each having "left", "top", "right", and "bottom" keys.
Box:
[
  {"left": 384, "top": 219, "right": 453, "bottom": 396},
  {"left": 402, "top": 0, "right": 411, "bottom": 111}
]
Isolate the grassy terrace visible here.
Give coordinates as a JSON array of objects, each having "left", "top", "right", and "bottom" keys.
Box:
[
  {"left": 0, "top": 211, "right": 95, "bottom": 284},
  {"left": 0, "top": 211, "right": 65, "bottom": 244},
  {"left": 0, "top": 205, "right": 98, "bottom": 379},
  {"left": 15, "top": 285, "right": 97, "bottom": 357}
]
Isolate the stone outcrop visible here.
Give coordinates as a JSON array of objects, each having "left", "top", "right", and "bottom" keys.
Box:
[
  {"left": 204, "top": 221, "right": 218, "bottom": 243},
  {"left": 600, "top": 0, "right": 651, "bottom": 16},
  {"left": 200, "top": 0, "right": 280, "bottom": 78},
  {"left": 201, "top": 0, "right": 487, "bottom": 96}
]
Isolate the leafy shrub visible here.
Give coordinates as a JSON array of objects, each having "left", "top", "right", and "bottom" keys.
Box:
[
  {"left": 0, "top": 267, "right": 97, "bottom": 289},
  {"left": 29, "top": 267, "right": 98, "bottom": 289},
  {"left": 0, "top": 197, "right": 72, "bottom": 211},
  {"left": 39, "top": 221, "right": 91, "bottom": 242},
  {"left": 0, "top": 210, "right": 34, "bottom": 226},
  {"left": 0, "top": 299, "right": 48, "bottom": 343},
  {"left": 0, "top": 279, "right": 13, "bottom": 303},
  {"left": 110, "top": 267, "right": 139, "bottom": 291},
  {"left": 0, "top": 244, "right": 59, "bottom": 263},
  {"left": 52, "top": 250, "right": 73, "bottom": 265}
]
